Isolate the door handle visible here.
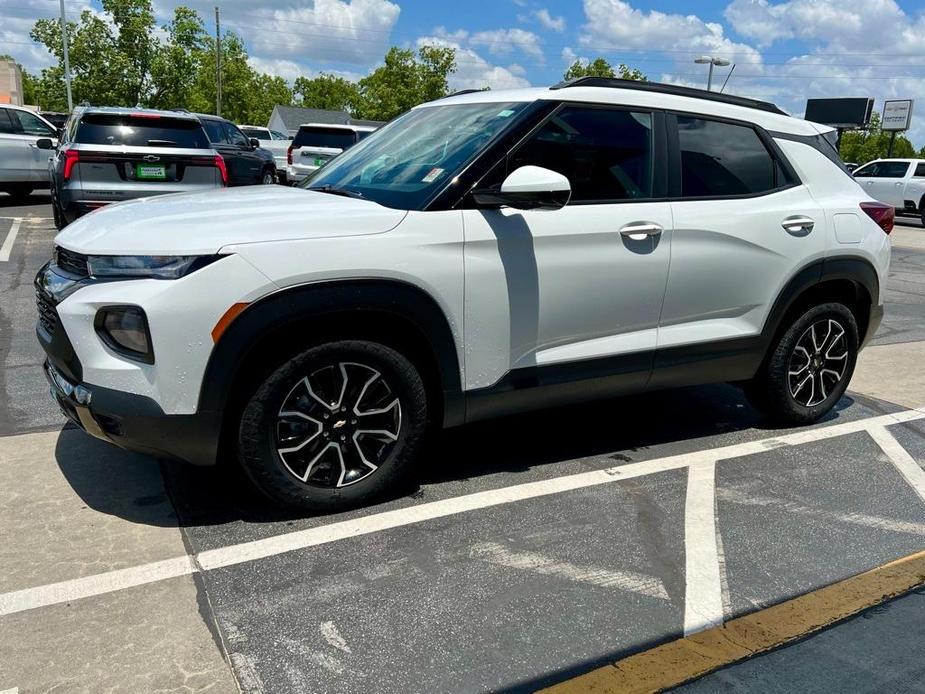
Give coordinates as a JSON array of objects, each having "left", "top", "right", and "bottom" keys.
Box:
[
  {"left": 619, "top": 222, "right": 663, "bottom": 241},
  {"left": 781, "top": 216, "right": 815, "bottom": 234}
]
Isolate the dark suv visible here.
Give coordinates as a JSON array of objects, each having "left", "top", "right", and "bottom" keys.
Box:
[
  {"left": 49, "top": 107, "right": 225, "bottom": 228},
  {"left": 197, "top": 114, "right": 277, "bottom": 185}
]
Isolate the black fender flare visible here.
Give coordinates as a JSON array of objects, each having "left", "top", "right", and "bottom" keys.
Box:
[
  {"left": 197, "top": 279, "right": 465, "bottom": 430},
  {"left": 760, "top": 255, "right": 880, "bottom": 350}
]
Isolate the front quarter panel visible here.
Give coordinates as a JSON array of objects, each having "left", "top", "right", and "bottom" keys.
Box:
[{"left": 225, "top": 209, "right": 467, "bottom": 382}]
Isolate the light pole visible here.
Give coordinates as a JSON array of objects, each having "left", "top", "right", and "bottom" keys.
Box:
[
  {"left": 694, "top": 55, "right": 731, "bottom": 92},
  {"left": 58, "top": 0, "right": 73, "bottom": 111}
]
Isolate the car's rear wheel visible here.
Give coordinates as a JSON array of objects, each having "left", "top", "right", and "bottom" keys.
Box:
[
  {"left": 238, "top": 340, "right": 427, "bottom": 510},
  {"left": 747, "top": 302, "right": 858, "bottom": 425}
]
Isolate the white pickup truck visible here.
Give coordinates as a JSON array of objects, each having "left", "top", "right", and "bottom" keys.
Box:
[
  {"left": 239, "top": 125, "right": 292, "bottom": 184},
  {"left": 853, "top": 158, "right": 925, "bottom": 222}
]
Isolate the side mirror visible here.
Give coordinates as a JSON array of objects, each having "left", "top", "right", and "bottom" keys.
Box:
[
  {"left": 36, "top": 138, "right": 54, "bottom": 150},
  {"left": 249, "top": 138, "right": 260, "bottom": 148},
  {"left": 472, "top": 165, "right": 571, "bottom": 210}
]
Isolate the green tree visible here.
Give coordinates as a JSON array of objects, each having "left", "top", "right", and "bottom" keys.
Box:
[
  {"left": 839, "top": 111, "right": 916, "bottom": 164},
  {"left": 294, "top": 73, "right": 361, "bottom": 112},
  {"left": 148, "top": 7, "right": 209, "bottom": 110},
  {"left": 357, "top": 45, "right": 456, "bottom": 121},
  {"left": 563, "top": 57, "right": 646, "bottom": 81}
]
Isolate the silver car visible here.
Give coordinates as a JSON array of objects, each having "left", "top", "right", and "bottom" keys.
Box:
[
  {"left": 0, "top": 104, "right": 58, "bottom": 201},
  {"left": 49, "top": 107, "right": 225, "bottom": 228}
]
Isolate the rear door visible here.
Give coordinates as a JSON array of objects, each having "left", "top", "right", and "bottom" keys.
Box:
[
  {"left": 0, "top": 108, "right": 30, "bottom": 182},
  {"left": 9, "top": 109, "right": 58, "bottom": 181},
  {"left": 658, "top": 114, "right": 826, "bottom": 385}
]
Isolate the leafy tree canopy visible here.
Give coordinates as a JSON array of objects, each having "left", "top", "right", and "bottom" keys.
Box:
[{"left": 563, "top": 57, "right": 646, "bottom": 82}]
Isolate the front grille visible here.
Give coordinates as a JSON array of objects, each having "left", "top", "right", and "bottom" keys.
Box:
[
  {"left": 55, "top": 246, "right": 89, "bottom": 278},
  {"left": 36, "top": 290, "right": 57, "bottom": 335}
]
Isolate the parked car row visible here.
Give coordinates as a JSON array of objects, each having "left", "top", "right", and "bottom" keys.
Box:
[{"left": 2, "top": 103, "right": 279, "bottom": 228}]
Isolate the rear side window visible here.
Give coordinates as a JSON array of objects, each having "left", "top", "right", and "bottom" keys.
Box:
[
  {"left": 224, "top": 122, "right": 249, "bottom": 147},
  {"left": 201, "top": 119, "right": 226, "bottom": 144},
  {"left": 915, "top": 163, "right": 925, "bottom": 177},
  {"left": 75, "top": 114, "right": 210, "bottom": 148},
  {"left": 0, "top": 109, "right": 15, "bottom": 134},
  {"left": 677, "top": 117, "right": 777, "bottom": 197},
  {"left": 505, "top": 106, "right": 654, "bottom": 202},
  {"left": 241, "top": 127, "right": 269, "bottom": 140},
  {"left": 293, "top": 127, "right": 357, "bottom": 149}
]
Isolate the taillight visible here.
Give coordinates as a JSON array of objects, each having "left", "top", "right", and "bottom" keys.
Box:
[
  {"left": 214, "top": 154, "right": 228, "bottom": 185},
  {"left": 62, "top": 149, "right": 79, "bottom": 181},
  {"left": 860, "top": 201, "right": 894, "bottom": 235},
  {"left": 287, "top": 144, "right": 293, "bottom": 165}
]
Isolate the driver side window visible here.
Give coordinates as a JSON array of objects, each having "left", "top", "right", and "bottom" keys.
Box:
[
  {"left": 480, "top": 105, "right": 655, "bottom": 203},
  {"left": 224, "top": 122, "right": 249, "bottom": 147},
  {"left": 13, "top": 110, "right": 55, "bottom": 137}
]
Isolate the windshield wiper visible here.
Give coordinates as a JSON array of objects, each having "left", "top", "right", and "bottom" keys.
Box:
[
  {"left": 309, "top": 184, "right": 364, "bottom": 199},
  {"left": 146, "top": 139, "right": 178, "bottom": 147}
]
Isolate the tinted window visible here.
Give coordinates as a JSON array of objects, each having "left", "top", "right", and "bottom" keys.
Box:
[
  {"left": 357, "top": 130, "right": 373, "bottom": 141},
  {"left": 879, "top": 161, "right": 911, "bottom": 177},
  {"left": 293, "top": 127, "right": 357, "bottom": 150},
  {"left": 75, "top": 114, "right": 210, "bottom": 148},
  {"left": 13, "top": 110, "right": 55, "bottom": 136},
  {"left": 224, "top": 122, "right": 249, "bottom": 147},
  {"left": 0, "top": 109, "right": 15, "bottom": 134},
  {"left": 677, "top": 117, "right": 776, "bottom": 197},
  {"left": 201, "top": 119, "right": 227, "bottom": 144},
  {"left": 271, "top": 130, "right": 290, "bottom": 140},
  {"left": 506, "top": 106, "right": 653, "bottom": 201},
  {"left": 240, "top": 127, "right": 269, "bottom": 140},
  {"left": 915, "top": 163, "right": 925, "bottom": 177}
]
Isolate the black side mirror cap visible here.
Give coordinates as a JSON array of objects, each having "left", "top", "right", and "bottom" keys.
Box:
[
  {"left": 36, "top": 138, "right": 55, "bottom": 150},
  {"left": 249, "top": 138, "right": 260, "bottom": 148}
]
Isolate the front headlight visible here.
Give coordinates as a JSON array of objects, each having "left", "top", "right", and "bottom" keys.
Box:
[{"left": 86, "top": 255, "right": 222, "bottom": 280}]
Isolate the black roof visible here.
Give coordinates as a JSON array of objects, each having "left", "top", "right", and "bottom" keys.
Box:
[{"left": 550, "top": 77, "right": 788, "bottom": 116}]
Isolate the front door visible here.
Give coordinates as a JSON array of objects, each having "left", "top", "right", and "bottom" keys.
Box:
[
  {"left": 462, "top": 104, "right": 672, "bottom": 409},
  {"left": 854, "top": 160, "right": 911, "bottom": 208}
]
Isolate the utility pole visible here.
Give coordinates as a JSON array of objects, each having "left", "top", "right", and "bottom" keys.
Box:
[
  {"left": 215, "top": 6, "right": 222, "bottom": 117},
  {"left": 59, "top": 0, "right": 73, "bottom": 111}
]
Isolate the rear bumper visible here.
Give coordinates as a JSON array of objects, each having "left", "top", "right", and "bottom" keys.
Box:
[{"left": 43, "top": 359, "right": 220, "bottom": 465}]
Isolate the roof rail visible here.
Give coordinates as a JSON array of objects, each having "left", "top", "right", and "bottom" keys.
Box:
[
  {"left": 550, "top": 77, "right": 788, "bottom": 116},
  {"left": 442, "top": 88, "right": 489, "bottom": 99}
]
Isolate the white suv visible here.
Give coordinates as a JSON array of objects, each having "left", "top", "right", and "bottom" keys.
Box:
[
  {"left": 286, "top": 123, "right": 377, "bottom": 183},
  {"left": 36, "top": 78, "right": 892, "bottom": 510}
]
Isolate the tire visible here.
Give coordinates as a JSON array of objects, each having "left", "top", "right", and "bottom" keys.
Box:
[
  {"left": 238, "top": 340, "right": 427, "bottom": 511},
  {"left": 260, "top": 168, "right": 275, "bottom": 185},
  {"left": 50, "top": 187, "right": 65, "bottom": 230},
  {"left": 747, "top": 302, "right": 859, "bottom": 425}
]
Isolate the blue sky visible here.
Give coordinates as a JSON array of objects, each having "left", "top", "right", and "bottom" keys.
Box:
[{"left": 4, "top": 0, "right": 925, "bottom": 145}]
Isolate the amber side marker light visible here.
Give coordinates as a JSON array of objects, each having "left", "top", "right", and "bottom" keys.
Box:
[{"left": 212, "top": 302, "right": 250, "bottom": 343}]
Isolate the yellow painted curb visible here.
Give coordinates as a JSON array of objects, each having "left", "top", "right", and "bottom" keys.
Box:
[{"left": 540, "top": 550, "right": 925, "bottom": 694}]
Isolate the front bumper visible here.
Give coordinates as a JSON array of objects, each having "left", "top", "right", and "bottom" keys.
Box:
[{"left": 43, "top": 359, "right": 221, "bottom": 465}]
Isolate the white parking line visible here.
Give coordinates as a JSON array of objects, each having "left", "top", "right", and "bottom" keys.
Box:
[
  {"left": 869, "top": 425, "right": 925, "bottom": 505},
  {"left": 0, "top": 218, "right": 22, "bottom": 262},
  {"left": 683, "top": 460, "right": 724, "bottom": 635},
  {"left": 0, "top": 407, "right": 923, "bottom": 618},
  {"left": 0, "top": 687, "right": 20, "bottom": 694}
]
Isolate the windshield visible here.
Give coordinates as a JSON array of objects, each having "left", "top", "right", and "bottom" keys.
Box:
[{"left": 302, "top": 102, "right": 529, "bottom": 209}]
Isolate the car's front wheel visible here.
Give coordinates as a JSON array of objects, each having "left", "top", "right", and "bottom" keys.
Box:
[
  {"left": 747, "top": 302, "right": 859, "bottom": 424},
  {"left": 260, "top": 168, "right": 275, "bottom": 185},
  {"left": 238, "top": 340, "right": 427, "bottom": 510}
]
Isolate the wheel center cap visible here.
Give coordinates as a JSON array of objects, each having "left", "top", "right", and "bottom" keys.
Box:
[{"left": 333, "top": 419, "right": 347, "bottom": 429}]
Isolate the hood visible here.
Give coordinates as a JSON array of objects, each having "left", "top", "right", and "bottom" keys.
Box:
[{"left": 55, "top": 186, "right": 407, "bottom": 255}]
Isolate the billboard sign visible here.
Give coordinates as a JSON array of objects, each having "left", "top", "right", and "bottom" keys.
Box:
[
  {"left": 805, "top": 97, "right": 874, "bottom": 128},
  {"left": 882, "top": 99, "right": 914, "bottom": 131}
]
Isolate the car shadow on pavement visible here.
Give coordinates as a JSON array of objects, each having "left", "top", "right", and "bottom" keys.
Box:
[
  {"left": 0, "top": 191, "right": 51, "bottom": 209},
  {"left": 55, "top": 383, "right": 866, "bottom": 529}
]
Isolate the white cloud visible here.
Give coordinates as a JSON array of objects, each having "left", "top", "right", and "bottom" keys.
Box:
[
  {"left": 561, "top": 47, "right": 581, "bottom": 65},
  {"left": 534, "top": 9, "right": 566, "bottom": 32},
  {"left": 579, "top": 0, "right": 763, "bottom": 67},
  {"left": 417, "top": 32, "right": 531, "bottom": 91},
  {"left": 247, "top": 57, "right": 307, "bottom": 83},
  {"left": 470, "top": 28, "right": 544, "bottom": 62},
  {"left": 0, "top": 0, "right": 98, "bottom": 73},
  {"left": 230, "top": 0, "right": 400, "bottom": 66}
]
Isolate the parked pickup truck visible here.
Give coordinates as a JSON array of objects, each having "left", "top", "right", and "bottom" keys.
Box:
[{"left": 853, "top": 158, "right": 925, "bottom": 222}]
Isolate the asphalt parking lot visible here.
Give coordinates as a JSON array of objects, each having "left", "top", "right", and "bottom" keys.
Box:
[{"left": 2, "top": 192, "right": 925, "bottom": 693}]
